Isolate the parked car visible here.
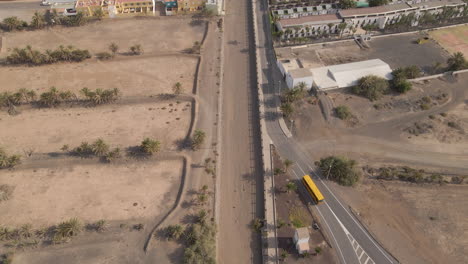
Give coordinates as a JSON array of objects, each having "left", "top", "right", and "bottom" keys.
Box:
[
  {"left": 312, "top": 222, "right": 320, "bottom": 230},
  {"left": 40, "top": 0, "right": 51, "bottom": 6},
  {"left": 63, "top": 8, "right": 77, "bottom": 16}
]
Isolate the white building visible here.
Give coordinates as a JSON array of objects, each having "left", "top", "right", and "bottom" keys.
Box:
[
  {"left": 280, "top": 59, "right": 393, "bottom": 91},
  {"left": 286, "top": 68, "right": 313, "bottom": 89},
  {"left": 311, "top": 59, "right": 393, "bottom": 90},
  {"left": 293, "top": 227, "right": 310, "bottom": 254}
]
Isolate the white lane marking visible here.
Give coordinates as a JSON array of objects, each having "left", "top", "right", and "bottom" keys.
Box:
[
  {"left": 314, "top": 173, "right": 395, "bottom": 263},
  {"left": 294, "top": 147, "right": 394, "bottom": 263},
  {"left": 364, "top": 256, "right": 371, "bottom": 264},
  {"left": 358, "top": 248, "right": 365, "bottom": 259},
  {"left": 315, "top": 202, "right": 348, "bottom": 264}
]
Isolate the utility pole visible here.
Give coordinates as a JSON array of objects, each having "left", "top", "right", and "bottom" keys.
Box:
[{"left": 326, "top": 159, "right": 334, "bottom": 180}]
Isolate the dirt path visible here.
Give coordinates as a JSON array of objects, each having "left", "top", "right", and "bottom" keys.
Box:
[{"left": 218, "top": 0, "right": 264, "bottom": 263}]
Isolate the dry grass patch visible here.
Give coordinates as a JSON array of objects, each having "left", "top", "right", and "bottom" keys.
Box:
[
  {"left": 0, "top": 56, "right": 198, "bottom": 97},
  {"left": 0, "top": 101, "right": 192, "bottom": 153},
  {"left": 0, "top": 160, "right": 183, "bottom": 227},
  {"left": 1, "top": 17, "right": 206, "bottom": 54}
]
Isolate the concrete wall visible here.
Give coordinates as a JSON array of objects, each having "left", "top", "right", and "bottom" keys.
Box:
[{"left": 285, "top": 74, "right": 313, "bottom": 89}]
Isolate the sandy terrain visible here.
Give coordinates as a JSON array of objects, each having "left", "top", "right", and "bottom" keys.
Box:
[
  {"left": 0, "top": 56, "right": 198, "bottom": 96},
  {"left": 1, "top": 17, "right": 206, "bottom": 54},
  {"left": 333, "top": 180, "right": 468, "bottom": 264},
  {"left": 430, "top": 25, "right": 468, "bottom": 57},
  {"left": 0, "top": 159, "right": 183, "bottom": 227},
  {"left": 0, "top": 101, "right": 192, "bottom": 153}
]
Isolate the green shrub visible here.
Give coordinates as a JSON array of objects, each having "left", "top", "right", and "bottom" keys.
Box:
[
  {"left": 129, "top": 44, "right": 143, "bottom": 55},
  {"left": 183, "top": 221, "right": 216, "bottom": 264},
  {"left": 447, "top": 52, "right": 467, "bottom": 71},
  {"left": 165, "top": 224, "right": 184, "bottom": 240},
  {"left": 81, "top": 88, "right": 120, "bottom": 105},
  {"left": 191, "top": 130, "right": 206, "bottom": 150},
  {"left": 60, "top": 12, "right": 87, "bottom": 27},
  {"left": 317, "top": 156, "right": 360, "bottom": 186},
  {"left": 54, "top": 218, "right": 82, "bottom": 242},
  {"left": 72, "top": 142, "right": 94, "bottom": 157},
  {"left": 1, "top": 17, "right": 27, "bottom": 31},
  {"left": 140, "top": 138, "right": 161, "bottom": 154},
  {"left": 251, "top": 218, "right": 264, "bottom": 232},
  {"left": 0, "top": 149, "right": 21, "bottom": 169},
  {"left": 392, "top": 77, "right": 412, "bottom": 93},
  {"left": 334, "top": 105, "right": 352, "bottom": 120},
  {"left": 96, "top": 52, "right": 113, "bottom": 60},
  {"left": 352, "top": 75, "right": 389, "bottom": 101},
  {"left": 6, "top": 45, "right": 91, "bottom": 66},
  {"left": 392, "top": 65, "right": 421, "bottom": 79}
]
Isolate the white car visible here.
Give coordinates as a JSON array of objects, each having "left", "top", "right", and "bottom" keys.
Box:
[
  {"left": 63, "top": 8, "right": 77, "bottom": 16},
  {"left": 40, "top": 0, "right": 51, "bottom": 6}
]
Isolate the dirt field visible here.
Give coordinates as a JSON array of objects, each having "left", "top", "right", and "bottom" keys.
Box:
[
  {"left": 430, "top": 25, "right": 468, "bottom": 57},
  {"left": 0, "top": 56, "right": 197, "bottom": 96},
  {"left": 276, "top": 32, "right": 449, "bottom": 73},
  {"left": 0, "top": 159, "right": 183, "bottom": 227},
  {"left": 333, "top": 180, "right": 468, "bottom": 264},
  {"left": 1, "top": 17, "right": 206, "bottom": 54},
  {"left": 0, "top": 101, "right": 192, "bottom": 153}
]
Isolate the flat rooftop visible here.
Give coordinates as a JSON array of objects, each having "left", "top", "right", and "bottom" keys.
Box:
[
  {"left": 280, "top": 14, "right": 341, "bottom": 26},
  {"left": 289, "top": 68, "right": 313, "bottom": 78},
  {"left": 409, "top": 0, "right": 465, "bottom": 8},
  {"left": 339, "top": 3, "right": 413, "bottom": 16}
]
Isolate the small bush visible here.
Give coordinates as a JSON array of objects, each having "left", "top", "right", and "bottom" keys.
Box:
[
  {"left": 352, "top": 75, "right": 389, "bottom": 101},
  {"left": 109, "top": 43, "right": 119, "bottom": 55},
  {"left": 133, "top": 223, "right": 144, "bottom": 231},
  {"left": 191, "top": 130, "right": 206, "bottom": 150},
  {"left": 6, "top": 45, "right": 91, "bottom": 66},
  {"left": 334, "top": 105, "right": 352, "bottom": 120},
  {"left": 0, "top": 252, "right": 14, "bottom": 264},
  {"left": 317, "top": 156, "right": 360, "bottom": 186},
  {"left": 165, "top": 224, "right": 183, "bottom": 240},
  {"left": 54, "top": 218, "right": 82, "bottom": 242},
  {"left": 92, "top": 220, "right": 107, "bottom": 232},
  {"left": 72, "top": 142, "right": 94, "bottom": 157},
  {"left": 140, "top": 138, "right": 161, "bottom": 154},
  {"left": 251, "top": 218, "right": 264, "bottom": 232},
  {"left": 173, "top": 82, "right": 183, "bottom": 94},
  {"left": 0, "top": 185, "right": 15, "bottom": 202},
  {"left": 96, "top": 52, "right": 113, "bottom": 60},
  {"left": 104, "top": 148, "right": 121, "bottom": 162},
  {"left": 129, "top": 44, "right": 143, "bottom": 55},
  {"left": 447, "top": 121, "right": 458, "bottom": 128},
  {"left": 0, "top": 148, "right": 21, "bottom": 169}
]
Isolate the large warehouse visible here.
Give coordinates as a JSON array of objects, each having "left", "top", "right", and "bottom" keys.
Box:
[{"left": 281, "top": 59, "right": 393, "bottom": 91}]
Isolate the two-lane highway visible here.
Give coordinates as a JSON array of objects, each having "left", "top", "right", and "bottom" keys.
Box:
[{"left": 252, "top": 0, "right": 399, "bottom": 263}]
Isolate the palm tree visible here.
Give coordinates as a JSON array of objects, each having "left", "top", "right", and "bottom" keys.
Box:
[
  {"left": 283, "top": 159, "right": 294, "bottom": 172},
  {"left": 165, "top": 224, "right": 183, "bottom": 240},
  {"left": 30, "top": 11, "right": 45, "bottom": 29},
  {"left": 39, "top": 87, "right": 61, "bottom": 107},
  {"left": 338, "top": 23, "right": 347, "bottom": 37},
  {"left": 140, "top": 138, "right": 161, "bottom": 154},
  {"left": 173, "top": 82, "right": 183, "bottom": 94},
  {"left": 327, "top": 23, "right": 334, "bottom": 34},
  {"left": 91, "top": 138, "right": 109, "bottom": 156},
  {"left": 2, "top": 16, "right": 24, "bottom": 31},
  {"left": 447, "top": 52, "right": 467, "bottom": 71}
]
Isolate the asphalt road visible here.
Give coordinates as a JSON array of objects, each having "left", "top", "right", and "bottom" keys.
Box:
[
  {"left": 0, "top": 1, "right": 48, "bottom": 21},
  {"left": 253, "top": 0, "right": 399, "bottom": 264},
  {"left": 218, "top": 0, "right": 264, "bottom": 263}
]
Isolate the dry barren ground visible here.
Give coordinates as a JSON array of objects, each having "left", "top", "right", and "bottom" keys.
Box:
[
  {"left": 430, "top": 25, "right": 468, "bottom": 57},
  {"left": 0, "top": 101, "right": 192, "bottom": 153},
  {"left": 333, "top": 180, "right": 468, "bottom": 264},
  {"left": 0, "top": 56, "right": 198, "bottom": 96},
  {"left": 1, "top": 17, "right": 206, "bottom": 54},
  {"left": 0, "top": 159, "right": 183, "bottom": 227}
]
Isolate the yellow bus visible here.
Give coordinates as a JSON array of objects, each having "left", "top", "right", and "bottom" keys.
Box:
[{"left": 302, "top": 175, "right": 324, "bottom": 203}]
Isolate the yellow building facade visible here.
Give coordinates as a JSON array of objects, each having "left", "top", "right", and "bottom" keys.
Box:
[{"left": 177, "top": 0, "right": 205, "bottom": 12}]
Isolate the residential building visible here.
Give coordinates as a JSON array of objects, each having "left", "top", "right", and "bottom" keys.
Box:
[
  {"left": 75, "top": 0, "right": 177, "bottom": 15},
  {"left": 177, "top": 0, "right": 205, "bottom": 12},
  {"left": 275, "top": 0, "right": 467, "bottom": 40},
  {"left": 275, "top": 13, "right": 343, "bottom": 39}
]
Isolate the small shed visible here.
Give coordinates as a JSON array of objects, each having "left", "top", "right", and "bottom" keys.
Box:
[{"left": 293, "top": 227, "right": 310, "bottom": 254}]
